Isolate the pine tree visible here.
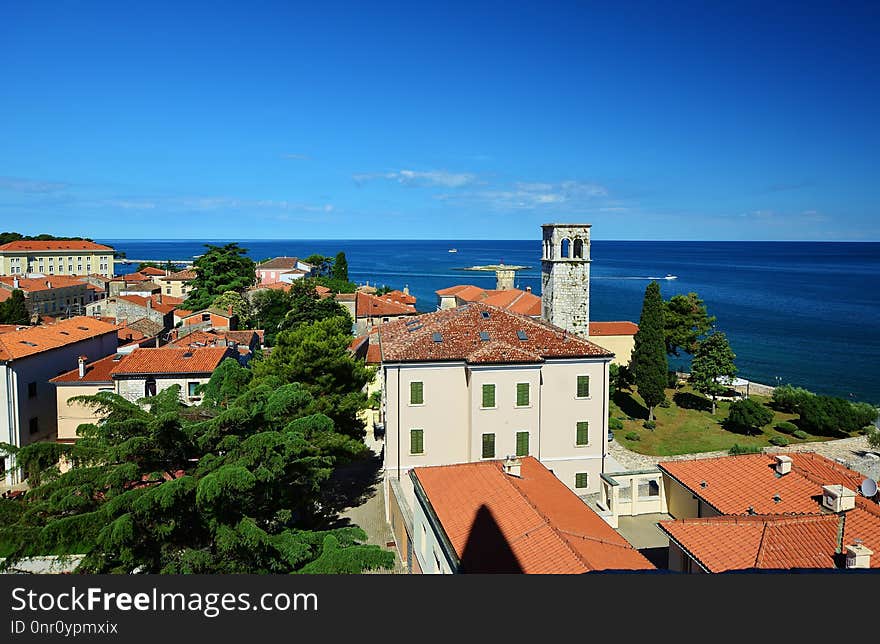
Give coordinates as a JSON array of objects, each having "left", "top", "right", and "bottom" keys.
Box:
[
  {"left": 0, "top": 289, "right": 30, "bottom": 325},
  {"left": 630, "top": 281, "right": 668, "bottom": 422},
  {"left": 332, "top": 252, "right": 349, "bottom": 282},
  {"left": 689, "top": 331, "right": 737, "bottom": 414}
]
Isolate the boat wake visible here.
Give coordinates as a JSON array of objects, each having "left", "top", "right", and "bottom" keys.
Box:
[{"left": 593, "top": 274, "right": 678, "bottom": 281}]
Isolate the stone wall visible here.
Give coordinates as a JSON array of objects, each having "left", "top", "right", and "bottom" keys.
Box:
[{"left": 540, "top": 224, "right": 591, "bottom": 337}]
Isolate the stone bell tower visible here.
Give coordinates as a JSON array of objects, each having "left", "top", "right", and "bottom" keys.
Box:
[{"left": 541, "top": 223, "right": 591, "bottom": 337}]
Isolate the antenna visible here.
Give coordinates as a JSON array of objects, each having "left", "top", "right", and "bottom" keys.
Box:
[{"left": 859, "top": 478, "right": 878, "bottom": 498}]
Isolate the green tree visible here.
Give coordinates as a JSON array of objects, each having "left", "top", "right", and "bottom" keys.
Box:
[
  {"left": 0, "top": 289, "right": 30, "bottom": 325},
  {"left": 689, "top": 332, "right": 737, "bottom": 415},
  {"left": 198, "top": 358, "right": 253, "bottom": 408},
  {"left": 212, "top": 291, "right": 252, "bottom": 326},
  {"left": 280, "top": 281, "right": 351, "bottom": 333},
  {"left": 331, "top": 252, "right": 349, "bottom": 282},
  {"left": 0, "top": 381, "right": 393, "bottom": 574},
  {"left": 726, "top": 398, "right": 773, "bottom": 435},
  {"left": 770, "top": 384, "right": 815, "bottom": 413},
  {"left": 249, "top": 288, "right": 293, "bottom": 347},
  {"left": 304, "top": 254, "right": 333, "bottom": 278},
  {"left": 868, "top": 426, "right": 880, "bottom": 450},
  {"left": 137, "top": 260, "right": 182, "bottom": 273},
  {"left": 253, "top": 316, "right": 373, "bottom": 439},
  {"left": 187, "top": 243, "right": 256, "bottom": 311},
  {"left": 630, "top": 281, "right": 668, "bottom": 421},
  {"left": 798, "top": 395, "right": 879, "bottom": 436},
  {"left": 663, "top": 292, "right": 716, "bottom": 356}
]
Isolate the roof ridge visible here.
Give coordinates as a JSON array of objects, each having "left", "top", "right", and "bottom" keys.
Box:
[{"left": 753, "top": 520, "right": 773, "bottom": 568}]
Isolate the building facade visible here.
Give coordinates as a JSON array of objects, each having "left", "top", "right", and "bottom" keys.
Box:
[
  {"left": 0, "top": 317, "right": 119, "bottom": 484},
  {"left": 0, "top": 240, "right": 115, "bottom": 278}
]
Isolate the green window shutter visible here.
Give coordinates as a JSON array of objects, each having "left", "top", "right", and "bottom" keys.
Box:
[
  {"left": 575, "top": 472, "right": 589, "bottom": 489},
  {"left": 576, "top": 421, "right": 589, "bottom": 446},
  {"left": 577, "top": 375, "right": 590, "bottom": 398},
  {"left": 410, "top": 381, "right": 424, "bottom": 405},
  {"left": 482, "top": 384, "right": 496, "bottom": 408},
  {"left": 482, "top": 433, "right": 495, "bottom": 458},
  {"left": 410, "top": 429, "right": 424, "bottom": 454},
  {"left": 516, "top": 383, "right": 530, "bottom": 407},
  {"left": 516, "top": 431, "right": 529, "bottom": 457}
]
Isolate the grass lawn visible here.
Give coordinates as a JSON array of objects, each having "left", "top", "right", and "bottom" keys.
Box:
[{"left": 610, "top": 385, "right": 847, "bottom": 457}]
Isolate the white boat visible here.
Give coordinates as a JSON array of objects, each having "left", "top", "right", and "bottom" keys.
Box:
[
  {"left": 448, "top": 248, "right": 458, "bottom": 253},
  {"left": 665, "top": 274, "right": 677, "bottom": 280}
]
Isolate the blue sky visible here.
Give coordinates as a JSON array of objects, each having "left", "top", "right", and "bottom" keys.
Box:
[{"left": 1, "top": 1, "right": 877, "bottom": 240}]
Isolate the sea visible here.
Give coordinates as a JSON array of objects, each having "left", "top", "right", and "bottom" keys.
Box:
[{"left": 98, "top": 239, "right": 880, "bottom": 406}]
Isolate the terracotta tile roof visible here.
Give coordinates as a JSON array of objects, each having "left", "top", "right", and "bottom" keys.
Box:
[
  {"left": 256, "top": 256, "right": 302, "bottom": 270},
  {"left": 123, "top": 318, "right": 165, "bottom": 339},
  {"left": 335, "top": 293, "right": 356, "bottom": 302},
  {"left": 174, "top": 309, "right": 193, "bottom": 318},
  {"left": 0, "top": 290, "right": 10, "bottom": 303},
  {"left": 119, "top": 271, "right": 151, "bottom": 282},
  {"left": 0, "top": 240, "right": 114, "bottom": 252},
  {"left": 170, "top": 329, "right": 259, "bottom": 349},
  {"left": 51, "top": 352, "right": 121, "bottom": 383},
  {"left": 355, "top": 291, "right": 417, "bottom": 318},
  {"left": 137, "top": 266, "right": 167, "bottom": 276},
  {"left": 0, "top": 316, "right": 118, "bottom": 361},
  {"left": 659, "top": 514, "right": 842, "bottom": 572},
  {"left": 116, "top": 295, "right": 176, "bottom": 315},
  {"left": 589, "top": 321, "right": 639, "bottom": 336},
  {"left": 379, "top": 302, "right": 613, "bottom": 365},
  {"left": 482, "top": 289, "right": 542, "bottom": 316},
  {"left": 412, "top": 457, "right": 654, "bottom": 573},
  {"left": 110, "top": 346, "right": 234, "bottom": 375},
  {"left": 160, "top": 269, "right": 198, "bottom": 281},
  {"left": 0, "top": 324, "right": 30, "bottom": 334},
  {"left": 0, "top": 275, "right": 91, "bottom": 292},
  {"left": 180, "top": 308, "right": 234, "bottom": 320},
  {"left": 844, "top": 499, "right": 880, "bottom": 567},
  {"left": 435, "top": 284, "right": 488, "bottom": 301},
  {"left": 384, "top": 290, "right": 417, "bottom": 305},
  {"left": 120, "top": 283, "right": 160, "bottom": 293},
  {"left": 659, "top": 452, "right": 865, "bottom": 516},
  {"left": 314, "top": 284, "right": 331, "bottom": 297}
]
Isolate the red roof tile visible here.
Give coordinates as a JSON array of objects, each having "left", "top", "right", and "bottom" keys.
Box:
[
  {"left": 379, "top": 302, "right": 612, "bottom": 364},
  {"left": 51, "top": 353, "right": 121, "bottom": 383},
  {"left": 137, "top": 266, "right": 167, "bottom": 276},
  {"left": 116, "top": 294, "right": 176, "bottom": 315},
  {"left": 110, "top": 346, "right": 233, "bottom": 375},
  {"left": 0, "top": 317, "right": 118, "bottom": 361},
  {"left": 384, "top": 290, "right": 417, "bottom": 305},
  {"left": 160, "top": 269, "right": 198, "bottom": 281},
  {"left": 659, "top": 452, "right": 864, "bottom": 516},
  {"left": 0, "top": 240, "right": 114, "bottom": 252},
  {"left": 0, "top": 275, "right": 91, "bottom": 293},
  {"left": 589, "top": 321, "right": 639, "bottom": 336},
  {"left": 355, "top": 291, "right": 417, "bottom": 318},
  {"left": 413, "top": 457, "right": 654, "bottom": 573},
  {"left": 256, "top": 256, "right": 303, "bottom": 270}
]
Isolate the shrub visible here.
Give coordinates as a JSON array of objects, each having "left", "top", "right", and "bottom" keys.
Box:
[
  {"left": 799, "top": 395, "right": 879, "bottom": 435},
  {"left": 624, "top": 431, "right": 641, "bottom": 441},
  {"left": 769, "top": 436, "right": 789, "bottom": 447},
  {"left": 608, "top": 417, "right": 624, "bottom": 431},
  {"left": 729, "top": 443, "right": 763, "bottom": 455},
  {"left": 771, "top": 384, "right": 814, "bottom": 413},
  {"left": 792, "top": 430, "right": 808, "bottom": 440},
  {"left": 775, "top": 421, "right": 798, "bottom": 435},
  {"left": 868, "top": 427, "right": 880, "bottom": 450},
  {"left": 727, "top": 398, "right": 774, "bottom": 434},
  {"left": 666, "top": 370, "right": 680, "bottom": 389},
  {"left": 643, "top": 420, "right": 656, "bottom": 430},
  {"left": 659, "top": 398, "right": 671, "bottom": 408}
]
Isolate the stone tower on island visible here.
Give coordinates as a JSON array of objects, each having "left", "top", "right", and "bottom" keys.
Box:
[{"left": 541, "top": 223, "right": 591, "bottom": 337}]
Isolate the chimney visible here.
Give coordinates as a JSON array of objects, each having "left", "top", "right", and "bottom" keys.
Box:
[
  {"left": 845, "top": 542, "right": 873, "bottom": 569},
  {"left": 46, "top": 280, "right": 52, "bottom": 288},
  {"left": 502, "top": 455, "right": 522, "bottom": 478},
  {"left": 78, "top": 355, "right": 87, "bottom": 378},
  {"left": 13, "top": 276, "right": 19, "bottom": 289},
  {"left": 774, "top": 454, "right": 792, "bottom": 476},
  {"left": 146, "top": 298, "right": 152, "bottom": 310},
  {"left": 526, "top": 286, "right": 532, "bottom": 293},
  {"left": 157, "top": 292, "right": 162, "bottom": 304},
  {"left": 822, "top": 485, "right": 857, "bottom": 513},
  {"left": 403, "top": 285, "right": 409, "bottom": 295}
]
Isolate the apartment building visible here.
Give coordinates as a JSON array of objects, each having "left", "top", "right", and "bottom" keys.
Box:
[{"left": 0, "top": 240, "right": 115, "bottom": 278}]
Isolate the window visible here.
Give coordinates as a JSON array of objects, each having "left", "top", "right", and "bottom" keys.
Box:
[
  {"left": 410, "top": 429, "right": 424, "bottom": 455},
  {"left": 27, "top": 381, "right": 37, "bottom": 398},
  {"left": 576, "top": 421, "right": 589, "bottom": 446},
  {"left": 409, "top": 381, "right": 424, "bottom": 405},
  {"left": 575, "top": 472, "right": 589, "bottom": 489},
  {"left": 515, "top": 431, "right": 529, "bottom": 457},
  {"left": 481, "top": 383, "right": 496, "bottom": 408},
  {"left": 201, "top": 313, "right": 211, "bottom": 322},
  {"left": 639, "top": 479, "right": 661, "bottom": 498},
  {"left": 68, "top": 265, "right": 73, "bottom": 272},
  {"left": 576, "top": 375, "right": 590, "bottom": 398},
  {"left": 481, "top": 433, "right": 495, "bottom": 458},
  {"left": 516, "top": 382, "right": 530, "bottom": 407},
  {"left": 188, "top": 382, "right": 200, "bottom": 398},
  {"left": 166, "top": 287, "right": 172, "bottom": 295},
  {"left": 144, "top": 377, "right": 157, "bottom": 397},
  {"left": 29, "top": 417, "right": 39, "bottom": 434}
]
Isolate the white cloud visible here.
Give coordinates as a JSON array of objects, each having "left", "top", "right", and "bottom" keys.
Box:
[
  {"left": 0, "top": 176, "right": 69, "bottom": 193},
  {"left": 440, "top": 180, "right": 610, "bottom": 210},
  {"left": 353, "top": 169, "right": 476, "bottom": 188}
]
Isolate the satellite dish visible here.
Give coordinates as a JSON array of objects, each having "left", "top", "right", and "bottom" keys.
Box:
[{"left": 860, "top": 478, "right": 878, "bottom": 498}]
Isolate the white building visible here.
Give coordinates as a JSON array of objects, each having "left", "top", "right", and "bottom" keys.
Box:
[{"left": 0, "top": 317, "right": 120, "bottom": 484}]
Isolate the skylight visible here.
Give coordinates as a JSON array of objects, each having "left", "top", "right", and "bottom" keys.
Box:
[
  {"left": 517, "top": 330, "right": 528, "bottom": 341},
  {"left": 480, "top": 311, "right": 490, "bottom": 319},
  {"left": 407, "top": 324, "right": 423, "bottom": 332},
  {"left": 432, "top": 332, "right": 443, "bottom": 343},
  {"left": 479, "top": 331, "right": 490, "bottom": 342}
]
